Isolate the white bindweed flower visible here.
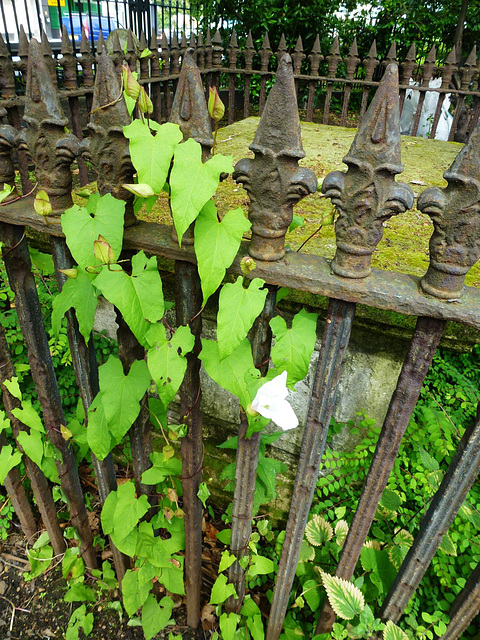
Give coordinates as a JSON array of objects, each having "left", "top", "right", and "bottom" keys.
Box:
[{"left": 251, "top": 370, "right": 299, "bottom": 431}]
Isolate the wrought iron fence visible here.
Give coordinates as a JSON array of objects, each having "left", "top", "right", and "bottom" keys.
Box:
[
  {"left": 0, "top": 0, "right": 194, "bottom": 52},
  {"left": 1, "top": 25, "right": 480, "bottom": 639}
]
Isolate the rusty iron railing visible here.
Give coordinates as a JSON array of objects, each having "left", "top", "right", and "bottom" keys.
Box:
[
  {"left": 1, "top": 25, "right": 480, "bottom": 640},
  {"left": 0, "top": 27, "right": 479, "bottom": 142}
]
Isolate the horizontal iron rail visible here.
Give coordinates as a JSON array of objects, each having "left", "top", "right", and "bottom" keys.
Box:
[{"left": 1, "top": 200, "right": 480, "bottom": 329}]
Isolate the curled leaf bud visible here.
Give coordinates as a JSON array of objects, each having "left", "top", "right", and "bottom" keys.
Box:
[
  {"left": 123, "top": 183, "right": 156, "bottom": 198},
  {"left": 122, "top": 64, "right": 141, "bottom": 100},
  {"left": 58, "top": 268, "right": 78, "bottom": 279},
  {"left": 93, "top": 234, "right": 115, "bottom": 265},
  {"left": 240, "top": 256, "right": 257, "bottom": 275},
  {"left": 246, "top": 403, "right": 259, "bottom": 418},
  {"left": 34, "top": 190, "right": 52, "bottom": 217},
  {"left": 208, "top": 86, "right": 225, "bottom": 122},
  {"left": 138, "top": 86, "right": 153, "bottom": 115}
]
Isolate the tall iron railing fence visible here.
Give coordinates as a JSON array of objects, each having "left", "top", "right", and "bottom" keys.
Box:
[{"left": 1, "top": 24, "right": 480, "bottom": 640}]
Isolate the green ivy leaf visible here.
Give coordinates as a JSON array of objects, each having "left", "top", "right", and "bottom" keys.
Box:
[
  {"left": 321, "top": 571, "right": 365, "bottom": 620},
  {"left": 141, "top": 450, "right": 182, "bottom": 486},
  {"left": 146, "top": 324, "right": 194, "bottom": 407},
  {"left": 219, "top": 612, "right": 240, "bottom": 640},
  {"left": 97, "top": 356, "right": 151, "bottom": 442},
  {"left": 141, "top": 594, "right": 175, "bottom": 640},
  {"left": 12, "top": 400, "right": 44, "bottom": 432},
  {"left": 270, "top": 307, "right": 318, "bottom": 387},
  {"left": 123, "top": 119, "right": 182, "bottom": 194},
  {"left": 0, "top": 445, "right": 22, "bottom": 483},
  {"left": 2, "top": 377, "right": 21, "bottom": 401},
  {"left": 87, "top": 395, "right": 115, "bottom": 460},
  {"left": 170, "top": 138, "right": 234, "bottom": 245},
  {"left": 197, "top": 481, "right": 211, "bottom": 508},
  {"left": 62, "top": 193, "right": 125, "bottom": 270},
  {"left": 217, "top": 277, "right": 267, "bottom": 359},
  {"left": 52, "top": 269, "right": 98, "bottom": 342},
  {"left": 101, "top": 481, "right": 150, "bottom": 553},
  {"left": 66, "top": 605, "right": 94, "bottom": 640},
  {"left": 218, "top": 550, "right": 236, "bottom": 573},
  {"left": 24, "top": 545, "right": 53, "bottom": 581},
  {"left": 194, "top": 202, "right": 251, "bottom": 304},
  {"left": 246, "top": 554, "right": 274, "bottom": 577},
  {"left": 210, "top": 573, "right": 237, "bottom": 605},
  {"left": 94, "top": 252, "right": 164, "bottom": 346},
  {"left": 199, "top": 338, "right": 258, "bottom": 409},
  {"left": 62, "top": 547, "right": 85, "bottom": 581},
  {"left": 64, "top": 581, "right": 96, "bottom": 602},
  {"left": 122, "top": 567, "right": 154, "bottom": 616}
]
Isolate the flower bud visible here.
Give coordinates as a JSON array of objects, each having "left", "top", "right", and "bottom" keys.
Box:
[
  {"left": 93, "top": 235, "right": 115, "bottom": 265},
  {"left": 34, "top": 190, "right": 52, "bottom": 217},
  {"left": 240, "top": 256, "right": 257, "bottom": 275},
  {"left": 208, "top": 86, "right": 225, "bottom": 122},
  {"left": 58, "top": 268, "right": 78, "bottom": 279},
  {"left": 138, "top": 86, "right": 153, "bottom": 115},
  {"left": 122, "top": 64, "right": 141, "bottom": 100}
]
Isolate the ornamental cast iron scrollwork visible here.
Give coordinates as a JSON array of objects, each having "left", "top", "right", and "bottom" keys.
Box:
[
  {"left": 21, "top": 39, "right": 78, "bottom": 213},
  {"left": 233, "top": 54, "right": 317, "bottom": 262},
  {"left": 417, "top": 118, "right": 480, "bottom": 300},
  {"left": 322, "top": 64, "right": 414, "bottom": 278}
]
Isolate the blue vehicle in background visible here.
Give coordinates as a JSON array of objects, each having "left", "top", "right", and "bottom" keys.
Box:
[{"left": 61, "top": 13, "right": 119, "bottom": 42}]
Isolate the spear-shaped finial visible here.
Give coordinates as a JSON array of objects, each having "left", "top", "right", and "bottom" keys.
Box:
[
  {"left": 322, "top": 64, "right": 414, "bottom": 278},
  {"left": 292, "top": 35, "right": 305, "bottom": 75},
  {"left": 233, "top": 54, "right": 317, "bottom": 261},
  {"left": 260, "top": 33, "right": 272, "bottom": 72},
  {"left": 228, "top": 30, "right": 239, "bottom": 69},
  {"left": 326, "top": 36, "right": 341, "bottom": 77},
  {"left": 170, "top": 48, "right": 213, "bottom": 157},
  {"left": 244, "top": 31, "right": 256, "bottom": 72},
  {"left": 364, "top": 40, "right": 379, "bottom": 81},
  {"left": 85, "top": 50, "right": 135, "bottom": 223},
  {"left": 23, "top": 38, "right": 78, "bottom": 211},
  {"left": 17, "top": 25, "right": 30, "bottom": 81},
  {"left": 384, "top": 41, "right": 397, "bottom": 66},
  {"left": 0, "top": 33, "right": 16, "bottom": 98},
  {"left": 417, "top": 118, "right": 480, "bottom": 299},
  {"left": 399, "top": 42, "right": 416, "bottom": 84},
  {"left": 308, "top": 35, "right": 323, "bottom": 76},
  {"left": 345, "top": 38, "right": 360, "bottom": 79},
  {"left": 212, "top": 28, "right": 223, "bottom": 68},
  {"left": 61, "top": 25, "right": 77, "bottom": 90},
  {"left": 276, "top": 33, "right": 288, "bottom": 65},
  {"left": 41, "top": 29, "right": 57, "bottom": 84},
  {"left": 80, "top": 28, "right": 94, "bottom": 87}
]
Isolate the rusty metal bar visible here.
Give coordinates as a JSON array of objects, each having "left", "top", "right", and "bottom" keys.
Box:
[
  {"left": 50, "top": 238, "right": 129, "bottom": 581},
  {"left": 322, "top": 37, "right": 341, "bottom": 125},
  {"left": 440, "top": 561, "right": 480, "bottom": 639},
  {"left": 0, "top": 432, "right": 38, "bottom": 543},
  {"left": 266, "top": 298, "right": 355, "bottom": 640},
  {"left": 377, "top": 405, "right": 480, "bottom": 628},
  {"left": 306, "top": 35, "right": 322, "bottom": 122},
  {"left": 169, "top": 50, "right": 213, "bottom": 626},
  {"left": 316, "top": 315, "right": 446, "bottom": 633},
  {"left": 267, "top": 62, "right": 413, "bottom": 640},
  {"left": 0, "top": 325, "right": 66, "bottom": 556},
  {"left": 226, "top": 288, "right": 277, "bottom": 613},
  {"left": 0, "top": 224, "right": 96, "bottom": 568}
]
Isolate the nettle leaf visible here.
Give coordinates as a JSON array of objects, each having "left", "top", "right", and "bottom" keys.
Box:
[
  {"left": 62, "top": 193, "right": 125, "bottom": 270},
  {"left": 94, "top": 252, "right": 164, "bottom": 346},
  {"left": 146, "top": 324, "right": 194, "bottom": 407},
  {"left": 52, "top": 269, "right": 98, "bottom": 342},
  {"left": 97, "top": 356, "right": 151, "bottom": 442},
  {"left": 379, "top": 488, "right": 402, "bottom": 512},
  {"left": 0, "top": 445, "right": 22, "bottom": 483},
  {"left": 321, "top": 572, "right": 365, "bottom": 620},
  {"left": 123, "top": 119, "right": 182, "bottom": 194},
  {"left": 217, "top": 277, "right": 268, "bottom": 359},
  {"left": 335, "top": 520, "right": 349, "bottom": 547},
  {"left": 418, "top": 446, "right": 439, "bottom": 471},
  {"left": 200, "top": 338, "right": 258, "bottom": 409},
  {"left": 383, "top": 620, "right": 409, "bottom": 640},
  {"left": 439, "top": 532, "right": 457, "bottom": 556},
  {"left": 305, "top": 515, "right": 333, "bottom": 547},
  {"left": 141, "top": 594, "right": 175, "bottom": 640},
  {"left": 170, "top": 138, "right": 234, "bottom": 245},
  {"left": 270, "top": 307, "right": 318, "bottom": 387},
  {"left": 210, "top": 573, "right": 237, "bottom": 605},
  {"left": 360, "top": 548, "right": 396, "bottom": 595},
  {"left": 194, "top": 202, "right": 251, "bottom": 304},
  {"left": 388, "top": 530, "right": 413, "bottom": 568}
]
